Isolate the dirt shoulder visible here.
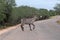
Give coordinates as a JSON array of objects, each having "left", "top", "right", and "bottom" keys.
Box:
[{"left": 0, "top": 24, "right": 20, "bottom": 35}]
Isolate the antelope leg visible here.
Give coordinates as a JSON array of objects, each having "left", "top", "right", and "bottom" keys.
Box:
[
  {"left": 29, "top": 24, "right": 32, "bottom": 31},
  {"left": 21, "top": 24, "right": 24, "bottom": 31},
  {"left": 32, "top": 23, "right": 35, "bottom": 30}
]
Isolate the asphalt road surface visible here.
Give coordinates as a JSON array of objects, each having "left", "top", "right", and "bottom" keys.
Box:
[{"left": 0, "top": 16, "right": 60, "bottom": 40}]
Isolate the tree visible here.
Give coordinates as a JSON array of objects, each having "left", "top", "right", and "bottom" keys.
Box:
[
  {"left": 54, "top": 4, "right": 60, "bottom": 15},
  {"left": 0, "top": 0, "right": 5, "bottom": 21},
  {"left": 3, "top": 0, "right": 16, "bottom": 22},
  {"left": 49, "top": 10, "right": 56, "bottom": 16},
  {"left": 38, "top": 9, "right": 49, "bottom": 19},
  {"left": 0, "top": 0, "right": 16, "bottom": 27}
]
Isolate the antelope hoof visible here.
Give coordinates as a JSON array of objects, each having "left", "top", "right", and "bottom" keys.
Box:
[
  {"left": 33, "top": 27, "right": 35, "bottom": 30},
  {"left": 22, "top": 29, "right": 24, "bottom": 31},
  {"left": 30, "top": 29, "right": 32, "bottom": 31}
]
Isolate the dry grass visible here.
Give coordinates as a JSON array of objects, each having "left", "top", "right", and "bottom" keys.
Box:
[
  {"left": 50, "top": 16, "right": 57, "bottom": 19},
  {"left": 50, "top": 15, "right": 60, "bottom": 19},
  {"left": 56, "top": 20, "right": 60, "bottom": 24}
]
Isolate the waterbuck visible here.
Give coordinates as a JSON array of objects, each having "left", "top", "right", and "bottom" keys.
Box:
[{"left": 20, "top": 16, "right": 37, "bottom": 31}]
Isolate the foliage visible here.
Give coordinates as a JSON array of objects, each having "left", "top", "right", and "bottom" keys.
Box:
[
  {"left": 54, "top": 4, "right": 60, "bottom": 15},
  {"left": 49, "top": 10, "right": 56, "bottom": 16},
  {"left": 0, "top": 0, "right": 60, "bottom": 29},
  {"left": 0, "top": 0, "right": 16, "bottom": 28}
]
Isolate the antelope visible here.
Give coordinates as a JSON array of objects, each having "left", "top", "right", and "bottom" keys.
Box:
[{"left": 20, "top": 15, "right": 37, "bottom": 31}]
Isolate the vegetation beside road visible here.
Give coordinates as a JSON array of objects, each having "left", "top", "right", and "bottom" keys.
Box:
[{"left": 0, "top": 0, "right": 60, "bottom": 29}]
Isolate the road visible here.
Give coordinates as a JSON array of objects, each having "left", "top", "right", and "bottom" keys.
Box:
[{"left": 0, "top": 16, "right": 60, "bottom": 40}]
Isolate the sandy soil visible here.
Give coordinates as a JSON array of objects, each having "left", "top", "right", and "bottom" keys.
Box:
[{"left": 0, "top": 24, "right": 20, "bottom": 35}]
